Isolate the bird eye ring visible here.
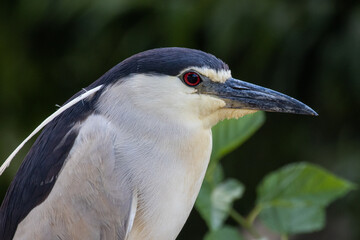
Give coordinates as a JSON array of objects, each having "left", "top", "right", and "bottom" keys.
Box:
[{"left": 183, "top": 72, "right": 202, "bottom": 86}]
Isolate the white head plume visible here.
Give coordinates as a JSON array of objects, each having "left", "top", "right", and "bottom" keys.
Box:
[{"left": 0, "top": 85, "right": 103, "bottom": 175}]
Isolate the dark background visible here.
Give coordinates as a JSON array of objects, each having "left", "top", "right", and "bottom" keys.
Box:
[{"left": 0, "top": 0, "right": 359, "bottom": 239}]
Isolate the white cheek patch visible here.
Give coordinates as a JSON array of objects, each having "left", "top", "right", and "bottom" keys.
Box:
[
  {"left": 197, "top": 95, "right": 226, "bottom": 118},
  {"left": 180, "top": 67, "right": 232, "bottom": 83}
]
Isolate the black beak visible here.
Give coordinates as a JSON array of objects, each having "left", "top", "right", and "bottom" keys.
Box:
[{"left": 200, "top": 78, "right": 318, "bottom": 116}]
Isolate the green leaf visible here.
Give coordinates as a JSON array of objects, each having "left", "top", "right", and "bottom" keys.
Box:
[
  {"left": 196, "top": 178, "right": 245, "bottom": 230},
  {"left": 213, "top": 164, "right": 225, "bottom": 185},
  {"left": 197, "top": 112, "right": 264, "bottom": 230},
  {"left": 204, "top": 226, "right": 243, "bottom": 240},
  {"left": 207, "top": 111, "right": 265, "bottom": 180},
  {"left": 257, "top": 162, "right": 356, "bottom": 234},
  {"left": 196, "top": 180, "right": 213, "bottom": 229},
  {"left": 211, "top": 179, "right": 245, "bottom": 229},
  {"left": 260, "top": 204, "right": 325, "bottom": 234}
]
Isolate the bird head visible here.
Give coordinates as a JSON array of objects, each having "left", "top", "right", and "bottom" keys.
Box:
[{"left": 96, "top": 47, "right": 317, "bottom": 129}]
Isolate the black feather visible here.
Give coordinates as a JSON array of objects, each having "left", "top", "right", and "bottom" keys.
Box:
[{"left": 93, "top": 47, "right": 229, "bottom": 86}]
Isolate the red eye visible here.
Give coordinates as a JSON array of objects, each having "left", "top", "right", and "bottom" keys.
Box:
[{"left": 183, "top": 72, "right": 201, "bottom": 86}]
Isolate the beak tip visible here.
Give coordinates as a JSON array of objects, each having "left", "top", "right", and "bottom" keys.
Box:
[
  {"left": 303, "top": 106, "right": 318, "bottom": 117},
  {"left": 309, "top": 111, "right": 319, "bottom": 117}
]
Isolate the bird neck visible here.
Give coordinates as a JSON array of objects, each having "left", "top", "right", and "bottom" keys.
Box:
[{"left": 96, "top": 82, "right": 213, "bottom": 240}]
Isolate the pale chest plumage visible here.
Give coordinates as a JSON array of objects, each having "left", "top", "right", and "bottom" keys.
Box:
[
  {"left": 120, "top": 121, "right": 212, "bottom": 240},
  {"left": 97, "top": 79, "right": 214, "bottom": 240}
]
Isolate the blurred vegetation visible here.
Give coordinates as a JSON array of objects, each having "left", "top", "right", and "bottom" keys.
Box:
[
  {"left": 197, "top": 114, "right": 354, "bottom": 240},
  {"left": 0, "top": 0, "right": 359, "bottom": 239}
]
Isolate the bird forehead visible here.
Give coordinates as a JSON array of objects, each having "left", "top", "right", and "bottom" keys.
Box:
[{"left": 180, "top": 66, "right": 232, "bottom": 83}]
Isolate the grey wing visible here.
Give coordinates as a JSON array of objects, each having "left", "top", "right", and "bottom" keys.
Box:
[{"left": 13, "top": 115, "right": 137, "bottom": 240}]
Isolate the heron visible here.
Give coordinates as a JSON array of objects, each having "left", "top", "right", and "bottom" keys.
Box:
[{"left": 0, "top": 47, "right": 317, "bottom": 240}]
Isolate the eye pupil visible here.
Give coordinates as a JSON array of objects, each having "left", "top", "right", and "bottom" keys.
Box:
[{"left": 184, "top": 72, "right": 201, "bottom": 86}]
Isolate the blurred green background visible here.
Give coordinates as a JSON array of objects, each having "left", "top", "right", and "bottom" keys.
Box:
[{"left": 0, "top": 0, "right": 359, "bottom": 239}]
